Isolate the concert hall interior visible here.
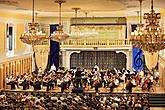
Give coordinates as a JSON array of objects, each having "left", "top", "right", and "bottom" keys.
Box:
[{"left": 0, "top": 0, "right": 165, "bottom": 109}]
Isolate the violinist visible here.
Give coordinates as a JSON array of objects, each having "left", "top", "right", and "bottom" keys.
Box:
[
  {"left": 126, "top": 78, "right": 134, "bottom": 93},
  {"left": 34, "top": 78, "right": 42, "bottom": 90},
  {"left": 136, "top": 69, "right": 144, "bottom": 86},
  {"left": 82, "top": 71, "right": 88, "bottom": 88},
  {"left": 9, "top": 74, "right": 17, "bottom": 89},
  {"left": 21, "top": 78, "right": 28, "bottom": 90},
  {"left": 147, "top": 73, "right": 154, "bottom": 92}
]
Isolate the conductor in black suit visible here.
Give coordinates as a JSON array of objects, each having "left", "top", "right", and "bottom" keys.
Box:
[{"left": 75, "top": 69, "right": 83, "bottom": 88}]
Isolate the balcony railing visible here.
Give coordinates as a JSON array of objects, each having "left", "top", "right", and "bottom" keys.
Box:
[
  {"left": 34, "top": 39, "right": 132, "bottom": 49},
  {"left": 60, "top": 39, "right": 132, "bottom": 48}
]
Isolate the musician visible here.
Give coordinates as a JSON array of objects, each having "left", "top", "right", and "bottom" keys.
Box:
[
  {"left": 46, "top": 77, "right": 54, "bottom": 91},
  {"left": 94, "top": 65, "right": 99, "bottom": 72},
  {"left": 34, "top": 78, "right": 42, "bottom": 90},
  {"left": 87, "top": 72, "right": 94, "bottom": 87},
  {"left": 57, "top": 76, "right": 63, "bottom": 87},
  {"left": 119, "top": 72, "right": 125, "bottom": 83},
  {"left": 131, "top": 76, "right": 137, "bottom": 87},
  {"left": 147, "top": 73, "right": 154, "bottom": 92},
  {"left": 42, "top": 76, "right": 48, "bottom": 87},
  {"left": 63, "top": 71, "right": 72, "bottom": 89},
  {"left": 137, "top": 69, "right": 144, "bottom": 86},
  {"left": 18, "top": 75, "right": 24, "bottom": 87},
  {"left": 21, "top": 78, "right": 28, "bottom": 90},
  {"left": 50, "top": 64, "right": 56, "bottom": 72},
  {"left": 109, "top": 77, "right": 119, "bottom": 93},
  {"left": 93, "top": 77, "right": 100, "bottom": 93},
  {"left": 38, "top": 67, "right": 43, "bottom": 76},
  {"left": 30, "top": 77, "right": 36, "bottom": 90},
  {"left": 102, "top": 73, "right": 108, "bottom": 88},
  {"left": 9, "top": 74, "right": 17, "bottom": 90},
  {"left": 61, "top": 78, "right": 67, "bottom": 93},
  {"left": 124, "top": 70, "right": 129, "bottom": 83},
  {"left": 6, "top": 75, "right": 10, "bottom": 85},
  {"left": 109, "top": 79, "right": 115, "bottom": 93},
  {"left": 114, "top": 77, "right": 119, "bottom": 87},
  {"left": 141, "top": 72, "right": 152, "bottom": 92},
  {"left": 82, "top": 71, "right": 88, "bottom": 88},
  {"left": 74, "top": 69, "right": 83, "bottom": 88},
  {"left": 126, "top": 79, "right": 134, "bottom": 93},
  {"left": 154, "top": 70, "right": 159, "bottom": 84}
]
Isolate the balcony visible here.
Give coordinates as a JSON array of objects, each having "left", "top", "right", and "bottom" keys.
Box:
[
  {"left": 35, "top": 39, "right": 132, "bottom": 50},
  {"left": 60, "top": 39, "right": 132, "bottom": 50}
]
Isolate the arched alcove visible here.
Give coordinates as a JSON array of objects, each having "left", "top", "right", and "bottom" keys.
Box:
[{"left": 70, "top": 51, "right": 126, "bottom": 70}]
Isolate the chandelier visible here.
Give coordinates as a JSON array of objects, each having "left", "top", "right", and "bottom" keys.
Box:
[
  {"left": 51, "top": 0, "right": 69, "bottom": 42},
  {"left": 131, "top": 0, "right": 165, "bottom": 53},
  {"left": 20, "top": 0, "right": 47, "bottom": 45}
]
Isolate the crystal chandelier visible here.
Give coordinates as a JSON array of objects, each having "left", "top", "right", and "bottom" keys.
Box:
[
  {"left": 131, "top": 0, "right": 165, "bottom": 53},
  {"left": 51, "top": 0, "right": 69, "bottom": 42},
  {"left": 20, "top": 0, "right": 47, "bottom": 45}
]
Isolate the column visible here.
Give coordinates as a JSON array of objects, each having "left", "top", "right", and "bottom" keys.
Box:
[
  {"left": 126, "top": 50, "right": 132, "bottom": 70},
  {"left": 61, "top": 50, "right": 80, "bottom": 70},
  {"left": 116, "top": 50, "right": 132, "bottom": 70},
  {"left": 0, "top": 65, "right": 3, "bottom": 89},
  {"left": 61, "top": 50, "right": 66, "bottom": 68}
]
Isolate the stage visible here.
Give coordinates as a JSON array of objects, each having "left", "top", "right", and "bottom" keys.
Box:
[{"left": 3, "top": 82, "right": 164, "bottom": 94}]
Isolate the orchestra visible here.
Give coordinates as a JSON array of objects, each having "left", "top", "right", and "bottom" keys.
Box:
[{"left": 5, "top": 66, "right": 158, "bottom": 93}]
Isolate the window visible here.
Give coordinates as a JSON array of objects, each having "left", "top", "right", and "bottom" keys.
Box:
[{"left": 6, "top": 23, "right": 15, "bottom": 56}]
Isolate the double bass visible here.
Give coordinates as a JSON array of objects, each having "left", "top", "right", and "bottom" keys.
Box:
[{"left": 142, "top": 77, "right": 151, "bottom": 90}]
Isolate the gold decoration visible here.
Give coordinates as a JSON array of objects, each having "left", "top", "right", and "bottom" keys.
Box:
[
  {"left": 51, "top": 0, "right": 69, "bottom": 42},
  {"left": 131, "top": 0, "right": 165, "bottom": 53},
  {"left": 20, "top": 0, "right": 48, "bottom": 45}
]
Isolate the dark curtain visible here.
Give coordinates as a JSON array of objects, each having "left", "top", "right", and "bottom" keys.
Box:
[
  {"left": 46, "top": 24, "right": 60, "bottom": 71},
  {"left": 70, "top": 51, "right": 126, "bottom": 70},
  {"left": 33, "top": 51, "right": 39, "bottom": 73}
]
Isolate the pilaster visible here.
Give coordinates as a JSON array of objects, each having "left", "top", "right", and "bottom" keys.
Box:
[{"left": 61, "top": 50, "right": 80, "bottom": 70}]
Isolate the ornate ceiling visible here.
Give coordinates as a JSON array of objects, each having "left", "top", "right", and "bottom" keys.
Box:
[{"left": 0, "top": 0, "right": 165, "bottom": 17}]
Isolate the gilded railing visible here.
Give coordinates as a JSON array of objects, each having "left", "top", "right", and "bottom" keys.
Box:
[
  {"left": 60, "top": 39, "right": 132, "bottom": 48},
  {"left": 35, "top": 39, "right": 132, "bottom": 48}
]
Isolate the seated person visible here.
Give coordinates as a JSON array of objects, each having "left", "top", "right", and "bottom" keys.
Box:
[{"left": 126, "top": 79, "right": 134, "bottom": 93}]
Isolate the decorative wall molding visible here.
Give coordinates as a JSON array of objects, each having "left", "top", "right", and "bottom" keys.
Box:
[{"left": 0, "top": 17, "right": 30, "bottom": 24}]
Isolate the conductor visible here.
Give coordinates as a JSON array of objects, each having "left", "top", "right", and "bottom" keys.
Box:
[{"left": 75, "top": 68, "right": 83, "bottom": 88}]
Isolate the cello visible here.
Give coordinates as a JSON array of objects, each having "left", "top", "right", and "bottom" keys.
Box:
[{"left": 142, "top": 77, "right": 151, "bottom": 91}]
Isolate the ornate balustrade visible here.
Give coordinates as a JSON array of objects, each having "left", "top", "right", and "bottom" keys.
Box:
[
  {"left": 60, "top": 39, "right": 132, "bottom": 49},
  {"left": 34, "top": 39, "right": 132, "bottom": 49}
]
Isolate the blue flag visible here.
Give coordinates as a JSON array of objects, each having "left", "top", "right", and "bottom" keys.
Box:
[
  {"left": 131, "top": 24, "right": 143, "bottom": 73},
  {"left": 132, "top": 46, "right": 143, "bottom": 73}
]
